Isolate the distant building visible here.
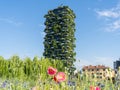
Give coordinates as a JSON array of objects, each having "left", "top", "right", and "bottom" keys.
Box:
[
  {"left": 114, "top": 58, "right": 120, "bottom": 70},
  {"left": 82, "top": 65, "right": 109, "bottom": 79}
]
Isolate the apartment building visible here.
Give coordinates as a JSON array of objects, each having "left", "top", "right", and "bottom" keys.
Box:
[
  {"left": 114, "top": 58, "right": 120, "bottom": 70},
  {"left": 82, "top": 65, "right": 109, "bottom": 79}
]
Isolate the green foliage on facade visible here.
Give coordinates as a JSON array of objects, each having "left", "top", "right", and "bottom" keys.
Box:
[{"left": 43, "top": 6, "right": 76, "bottom": 68}]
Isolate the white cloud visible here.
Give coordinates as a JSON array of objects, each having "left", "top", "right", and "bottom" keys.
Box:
[
  {"left": 0, "top": 18, "right": 22, "bottom": 26},
  {"left": 105, "top": 20, "right": 120, "bottom": 32},
  {"left": 95, "top": 1, "right": 120, "bottom": 32},
  {"left": 96, "top": 10, "right": 120, "bottom": 18},
  {"left": 96, "top": 1, "right": 120, "bottom": 19}
]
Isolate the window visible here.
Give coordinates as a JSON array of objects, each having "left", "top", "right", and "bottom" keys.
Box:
[
  {"left": 97, "top": 76, "right": 99, "bottom": 78},
  {"left": 103, "top": 69, "right": 105, "bottom": 71},
  {"left": 97, "top": 69, "right": 99, "bottom": 71}
]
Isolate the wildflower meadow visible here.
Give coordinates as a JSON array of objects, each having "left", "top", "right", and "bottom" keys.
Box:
[{"left": 0, "top": 55, "right": 120, "bottom": 90}]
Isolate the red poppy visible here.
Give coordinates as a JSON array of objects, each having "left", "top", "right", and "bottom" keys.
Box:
[
  {"left": 47, "top": 66, "right": 57, "bottom": 76},
  {"left": 53, "top": 72, "right": 66, "bottom": 83}
]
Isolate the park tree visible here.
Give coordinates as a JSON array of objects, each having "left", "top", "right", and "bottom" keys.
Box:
[{"left": 43, "top": 6, "right": 76, "bottom": 68}]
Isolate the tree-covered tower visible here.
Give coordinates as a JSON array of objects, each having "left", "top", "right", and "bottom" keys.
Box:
[{"left": 43, "top": 6, "right": 76, "bottom": 67}]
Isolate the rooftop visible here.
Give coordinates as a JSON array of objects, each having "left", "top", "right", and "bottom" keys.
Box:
[{"left": 82, "top": 65, "right": 109, "bottom": 70}]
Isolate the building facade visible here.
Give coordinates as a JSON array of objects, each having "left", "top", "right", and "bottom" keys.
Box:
[
  {"left": 114, "top": 58, "right": 120, "bottom": 70},
  {"left": 82, "top": 65, "right": 109, "bottom": 79}
]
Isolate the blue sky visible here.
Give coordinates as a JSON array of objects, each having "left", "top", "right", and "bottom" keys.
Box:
[{"left": 0, "top": 0, "right": 120, "bottom": 69}]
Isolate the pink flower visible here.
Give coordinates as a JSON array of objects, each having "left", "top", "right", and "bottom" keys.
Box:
[
  {"left": 95, "top": 86, "right": 101, "bottom": 90},
  {"left": 47, "top": 66, "right": 57, "bottom": 76},
  {"left": 53, "top": 72, "right": 66, "bottom": 83},
  {"left": 90, "top": 86, "right": 101, "bottom": 90}
]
